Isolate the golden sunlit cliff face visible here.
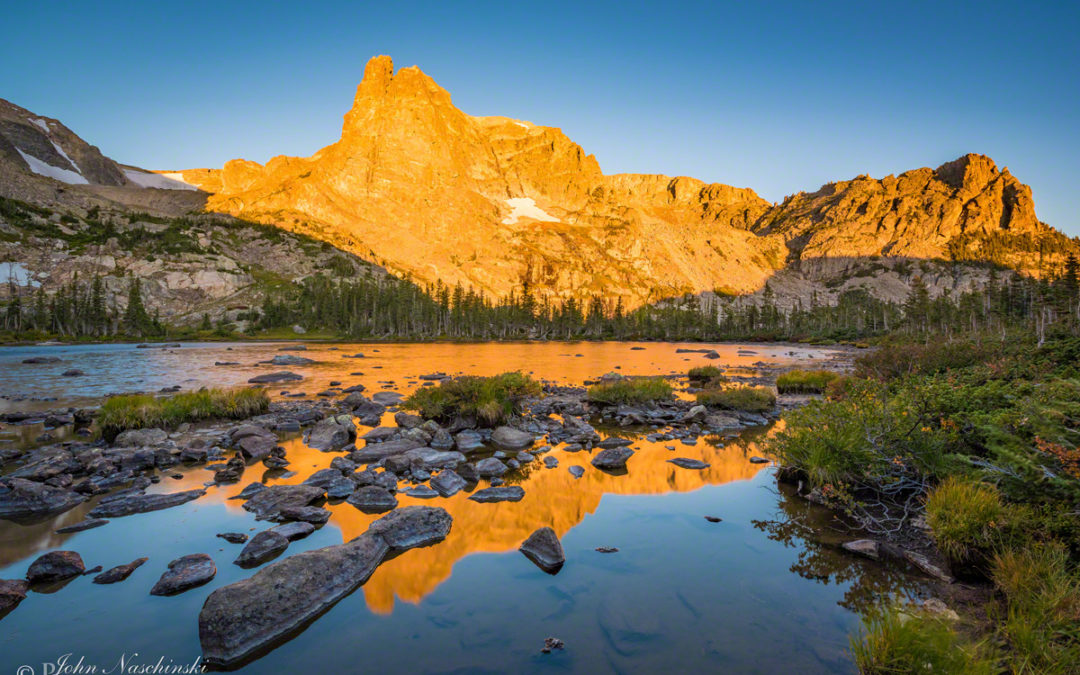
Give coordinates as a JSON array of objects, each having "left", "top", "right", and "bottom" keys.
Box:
[{"left": 176, "top": 56, "right": 1071, "bottom": 307}]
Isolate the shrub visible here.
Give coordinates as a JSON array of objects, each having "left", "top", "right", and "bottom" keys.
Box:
[
  {"left": 99, "top": 388, "right": 269, "bottom": 440},
  {"left": 855, "top": 340, "right": 1005, "bottom": 381},
  {"left": 586, "top": 377, "right": 674, "bottom": 405},
  {"left": 768, "top": 378, "right": 949, "bottom": 491},
  {"left": 850, "top": 605, "right": 996, "bottom": 675},
  {"left": 776, "top": 369, "right": 839, "bottom": 394},
  {"left": 688, "top": 366, "right": 724, "bottom": 384},
  {"left": 695, "top": 386, "right": 775, "bottom": 412},
  {"left": 992, "top": 544, "right": 1080, "bottom": 673},
  {"left": 403, "top": 372, "right": 541, "bottom": 426}
]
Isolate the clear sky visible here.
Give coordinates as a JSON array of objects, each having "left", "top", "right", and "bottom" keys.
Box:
[{"left": 3, "top": 1, "right": 1078, "bottom": 235}]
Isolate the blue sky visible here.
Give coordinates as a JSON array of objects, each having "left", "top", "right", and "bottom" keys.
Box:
[{"left": 3, "top": 1, "right": 1079, "bottom": 235}]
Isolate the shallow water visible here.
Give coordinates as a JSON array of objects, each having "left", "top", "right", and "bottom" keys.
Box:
[{"left": 0, "top": 341, "right": 926, "bottom": 673}]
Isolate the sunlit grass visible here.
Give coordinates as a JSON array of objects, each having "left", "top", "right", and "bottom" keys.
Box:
[
  {"left": 99, "top": 388, "right": 269, "bottom": 440},
  {"left": 695, "top": 385, "right": 775, "bottom": 412},
  {"left": 403, "top": 371, "right": 541, "bottom": 426},
  {"left": 586, "top": 377, "right": 674, "bottom": 405},
  {"left": 850, "top": 605, "right": 996, "bottom": 674},
  {"left": 776, "top": 369, "right": 839, "bottom": 394}
]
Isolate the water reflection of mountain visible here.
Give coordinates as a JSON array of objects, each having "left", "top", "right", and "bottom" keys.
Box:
[{"left": 210, "top": 429, "right": 774, "bottom": 614}]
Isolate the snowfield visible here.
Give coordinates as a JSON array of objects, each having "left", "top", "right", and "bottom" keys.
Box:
[
  {"left": 123, "top": 169, "right": 198, "bottom": 191},
  {"left": 0, "top": 262, "right": 40, "bottom": 287},
  {"left": 501, "top": 197, "right": 559, "bottom": 225},
  {"left": 29, "top": 118, "right": 50, "bottom": 133},
  {"left": 50, "top": 140, "right": 82, "bottom": 174},
  {"left": 16, "top": 147, "right": 89, "bottom": 184}
]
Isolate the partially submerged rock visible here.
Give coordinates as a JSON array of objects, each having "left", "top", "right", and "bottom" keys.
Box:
[
  {"left": 93, "top": 557, "right": 148, "bottom": 584},
  {"left": 668, "top": 458, "right": 710, "bottom": 470},
  {"left": 491, "top": 426, "right": 534, "bottom": 451},
  {"left": 248, "top": 371, "right": 303, "bottom": 384},
  {"left": 430, "top": 470, "right": 466, "bottom": 497},
  {"left": 469, "top": 486, "right": 525, "bottom": 503},
  {"left": 242, "top": 485, "right": 325, "bottom": 521},
  {"left": 519, "top": 527, "right": 565, "bottom": 574},
  {"left": 347, "top": 486, "right": 398, "bottom": 513},
  {"left": 0, "top": 579, "right": 29, "bottom": 612},
  {"left": 0, "top": 478, "right": 86, "bottom": 521},
  {"left": 234, "top": 531, "right": 290, "bottom": 568},
  {"left": 199, "top": 507, "right": 451, "bottom": 666},
  {"left": 307, "top": 415, "right": 356, "bottom": 451},
  {"left": 591, "top": 447, "right": 634, "bottom": 470},
  {"left": 26, "top": 551, "right": 85, "bottom": 583},
  {"left": 150, "top": 554, "right": 216, "bottom": 595},
  {"left": 87, "top": 488, "right": 205, "bottom": 518}
]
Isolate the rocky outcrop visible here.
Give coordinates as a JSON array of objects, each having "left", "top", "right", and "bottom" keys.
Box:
[{"left": 198, "top": 506, "right": 452, "bottom": 667}]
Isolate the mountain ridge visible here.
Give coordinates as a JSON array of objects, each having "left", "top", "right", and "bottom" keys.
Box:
[{"left": 1, "top": 55, "right": 1076, "bottom": 316}]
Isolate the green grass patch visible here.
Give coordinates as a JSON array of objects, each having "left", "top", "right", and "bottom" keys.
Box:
[
  {"left": 99, "top": 388, "right": 269, "bottom": 441},
  {"left": 403, "top": 372, "right": 541, "bottom": 426},
  {"left": 776, "top": 369, "right": 839, "bottom": 394},
  {"left": 687, "top": 365, "right": 725, "bottom": 384},
  {"left": 992, "top": 544, "right": 1080, "bottom": 673},
  {"left": 850, "top": 605, "right": 996, "bottom": 674},
  {"left": 926, "top": 477, "right": 1018, "bottom": 570},
  {"left": 695, "top": 386, "right": 775, "bottom": 412},
  {"left": 585, "top": 377, "right": 674, "bottom": 405}
]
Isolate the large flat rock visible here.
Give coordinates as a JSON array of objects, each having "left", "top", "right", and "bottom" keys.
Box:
[{"left": 199, "top": 506, "right": 451, "bottom": 666}]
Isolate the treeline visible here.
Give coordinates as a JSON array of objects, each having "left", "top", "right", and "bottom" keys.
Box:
[{"left": 2, "top": 275, "right": 164, "bottom": 338}]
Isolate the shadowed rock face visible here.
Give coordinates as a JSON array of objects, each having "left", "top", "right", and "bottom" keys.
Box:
[
  {"left": 198, "top": 506, "right": 452, "bottom": 667},
  {"left": 169, "top": 55, "right": 1071, "bottom": 308}
]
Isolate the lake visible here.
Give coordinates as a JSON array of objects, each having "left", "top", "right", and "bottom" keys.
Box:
[{"left": 0, "top": 341, "right": 928, "bottom": 673}]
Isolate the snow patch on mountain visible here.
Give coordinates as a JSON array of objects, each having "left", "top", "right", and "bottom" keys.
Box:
[
  {"left": 30, "top": 118, "right": 50, "bottom": 133},
  {"left": 50, "top": 140, "right": 81, "bottom": 174},
  {"left": 123, "top": 169, "right": 197, "bottom": 191},
  {"left": 16, "top": 147, "right": 89, "bottom": 184},
  {"left": 502, "top": 197, "right": 559, "bottom": 225}
]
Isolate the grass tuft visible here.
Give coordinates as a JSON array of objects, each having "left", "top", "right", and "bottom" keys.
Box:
[
  {"left": 586, "top": 377, "right": 674, "bottom": 405},
  {"left": 776, "top": 369, "right": 839, "bottom": 394},
  {"left": 850, "top": 605, "right": 997, "bottom": 674},
  {"left": 926, "top": 477, "right": 1011, "bottom": 568},
  {"left": 688, "top": 366, "right": 725, "bottom": 385},
  {"left": 99, "top": 388, "right": 269, "bottom": 440},
  {"left": 403, "top": 372, "right": 541, "bottom": 426},
  {"left": 695, "top": 385, "right": 775, "bottom": 412}
]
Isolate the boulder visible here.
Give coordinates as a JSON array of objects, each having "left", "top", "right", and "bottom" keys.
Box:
[
  {"left": 272, "top": 506, "right": 330, "bottom": 524},
  {"left": 430, "top": 470, "right": 466, "bottom": 497},
  {"left": 230, "top": 426, "right": 279, "bottom": 461},
  {"left": 216, "top": 532, "right": 249, "bottom": 544},
  {"left": 394, "top": 412, "right": 423, "bottom": 429},
  {"left": 88, "top": 489, "right": 205, "bottom": 518},
  {"left": 371, "top": 391, "right": 404, "bottom": 406},
  {"left": 362, "top": 427, "right": 398, "bottom": 443},
  {"left": 406, "top": 448, "right": 466, "bottom": 471},
  {"left": 491, "top": 426, "right": 534, "bottom": 451},
  {"left": 468, "top": 486, "right": 525, "bottom": 503},
  {"left": 568, "top": 466, "right": 584, "bottom": 479},
  {"left": 347, "top": 486, "right": 398, "bottom": 513},
  {"left": 454, "top": 430, "right": 485, "bottom": 453},
  {"left": 404, "top": 485, "right": 438, "bottom": 499},
  {"left": 0, "top": 578, "right": 29, "bottom": 612},
  {"left": 307, "top": 415, "right": 356, "bottom": 452},
  {"left": 198, "top": 507, "right": 451, "bottom": 666},
  {"left": 26, "top": 551, "right": 85, "bottom": 583},
  {"left": 150, "top": 554, "right": 217, "bottom": 595},
  {"left": 93, "top": 557, "right": 148, "bottom": 584},
  {"left": 475, "top": 457, "right": 508, "bottom": 477},
  {"left": 260, "top": 355, "right": 315, "bottom": 366},
  {"left": 591, "top": 447, "right": 634, "bottom": 470},
  {"left": 0, "top": 478, "right": 86, "bottom": 521},
  {"left": 241, "top": 485, "right": 325, "bottom": 521},
  {"left": 543, "top": 456, "right": 559, "bottom": 469},
  {"left": 234, "top": 531, "right": 290, "bottom": 568},
  {"left": 519, "top": 527, "right": 565, "bottom": 573}
]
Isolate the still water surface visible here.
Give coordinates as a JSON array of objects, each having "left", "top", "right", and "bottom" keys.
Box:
[{"left": 0, "top": 341, "right": 926, "bottom": 673}]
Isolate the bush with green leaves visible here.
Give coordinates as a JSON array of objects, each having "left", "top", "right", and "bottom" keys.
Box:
[
  {"left": 99, "top": 388, "right": 269, "bottom": 440},
  {"left": 403, "top": 372, "right": 541, "bottom": 426},
  {"left": 586, "top": 377, "right": 674, "bottom": 405},
  {"left": 687, "top": 365, "right": 725, "bottom": 384}
]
